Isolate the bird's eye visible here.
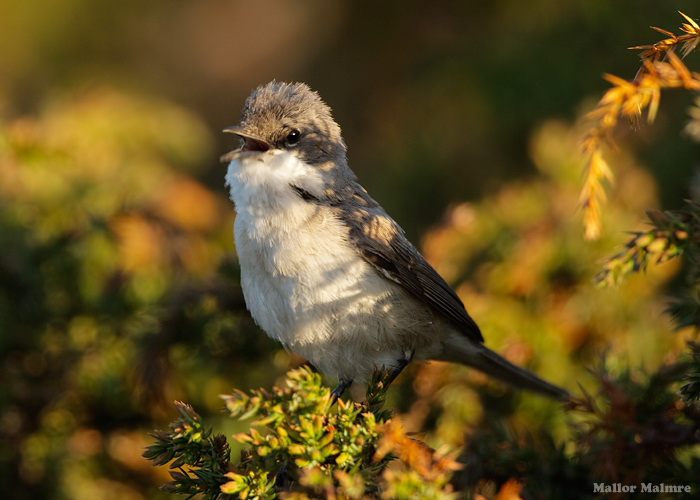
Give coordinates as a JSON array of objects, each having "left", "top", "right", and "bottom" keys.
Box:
[{"left": 285, "top": 129, "right": 301, "bottom": 147}]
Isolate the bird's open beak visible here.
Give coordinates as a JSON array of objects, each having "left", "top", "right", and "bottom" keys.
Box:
[{"left": 223, "top": 126, "right": 271, "bottom": 153}]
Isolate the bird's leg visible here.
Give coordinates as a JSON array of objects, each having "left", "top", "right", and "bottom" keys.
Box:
[
  {"left": 274, "top": 461, "right": 291, "bottom": 489},
  {"left": 331, "top": 352, "right": 414, "bottom": 404},
  {"left": 386, "top": 351, "right": 413, "bottom": 385},
  {"left": 330, "top": 378, "right": 352, "bottom": 404}
]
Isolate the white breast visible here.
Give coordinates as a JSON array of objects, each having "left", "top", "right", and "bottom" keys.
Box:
[{"left": 225, "top": 152, "right": 439, "bottom": 381}]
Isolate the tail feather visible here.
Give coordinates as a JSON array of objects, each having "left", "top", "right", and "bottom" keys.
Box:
[{"left": 436, "top": 336, "right": 570, "bottom": 401}]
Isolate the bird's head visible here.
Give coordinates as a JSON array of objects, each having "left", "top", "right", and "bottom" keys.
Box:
[{"left": 224, "top": 81, "right": 349, "bottom": 172}]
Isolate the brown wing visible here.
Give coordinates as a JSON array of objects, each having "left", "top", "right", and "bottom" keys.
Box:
[{"left": 331, "top": 188, "right": 483, "bottom": 343}]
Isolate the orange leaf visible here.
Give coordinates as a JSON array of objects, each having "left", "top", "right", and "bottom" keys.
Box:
[
  {"left": 650, "top": 26, "right": 677, "bottom": 39},
  {"left": 679, "top": 11, "right": 700, "bottom": 32},
  {"left": 495, "top": 478, "right": 524, "bottom": 500},
  {"left": 648, "top": 86, "right": 661, "bottom": 123},
  {"left": 681, "top": 37, "right": 700, "bottom": 58},
  {"left": 603, "top": 73, "right": 634, "bottom": 89}
]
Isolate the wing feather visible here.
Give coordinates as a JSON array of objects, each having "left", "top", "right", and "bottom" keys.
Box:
[{"left": 330, "top": 187, "right": 483, "bottom": 343}]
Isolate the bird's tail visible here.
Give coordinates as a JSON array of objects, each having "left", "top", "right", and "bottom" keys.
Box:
[{"left": 436, "top": 335, "right": 570, "bottom": 401}]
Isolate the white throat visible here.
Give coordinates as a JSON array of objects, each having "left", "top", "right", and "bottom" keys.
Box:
[{"left": 225, "top": 150, "right": 324, "bottom": 217}]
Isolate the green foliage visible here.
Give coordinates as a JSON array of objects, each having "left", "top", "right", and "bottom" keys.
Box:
[
  {"left": 147, "top": 351, "right": 700, "bottom": 500},
  {"left": 569, "top": 357, "right": 700, "bottom": 485},
  {"left": 222, "top": 368, "right": 385, "bottom": 475},
  {"left": 145, "top": 367, "right": 460, "bottom": 499},
  {"left": 143, "top": 402, "right": 230, "bottom": 499},
  {"left": 679, "top": 341, "right": 700, "bottom": 404},
  {"left": 595, "top": 204, "right": 700, "bottom": 289},
  {"left": 594, "top": 201, "right": 700, "bottom": 335},
  {"left": 456, "top": 346, "right": 700, "bottom": 499}
]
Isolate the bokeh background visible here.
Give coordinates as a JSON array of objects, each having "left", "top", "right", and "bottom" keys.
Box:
[{"left": 1, "top": 1, "right": 699, "bottom": 499}]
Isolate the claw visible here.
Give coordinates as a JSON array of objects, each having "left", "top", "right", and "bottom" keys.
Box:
[{"left": 330, "top": 379, "right": 352, "bottom": 404}]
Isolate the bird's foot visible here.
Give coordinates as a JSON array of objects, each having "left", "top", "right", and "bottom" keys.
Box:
[
  {"left": 330, "top": 378, "right": 352, "bottom": 404},
  {"left": 386, "top": 353, "right": 412, "bottom": 385}
]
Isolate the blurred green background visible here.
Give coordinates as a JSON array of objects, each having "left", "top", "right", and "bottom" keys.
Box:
[{"left": 1, "top": 1, "right": 698, "bottom": 499}]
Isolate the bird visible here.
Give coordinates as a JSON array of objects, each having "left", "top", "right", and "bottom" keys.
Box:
[{"left": 222, "top": 81, "right": 569, "bottom": 402}]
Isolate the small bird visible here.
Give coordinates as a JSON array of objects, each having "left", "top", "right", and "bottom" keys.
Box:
[{"left": 223, "top": 81, "right": 569, "bottom": 402}]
